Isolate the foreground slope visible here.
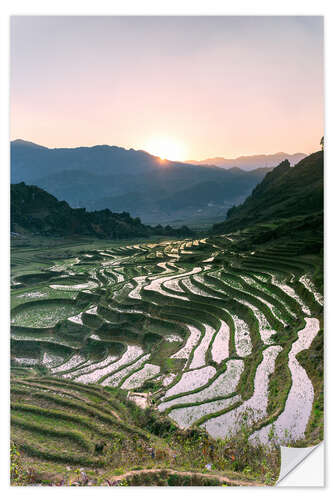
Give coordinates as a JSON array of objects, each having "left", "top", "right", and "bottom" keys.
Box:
[{"left": 11, "top": 371, "right": 268, "bottom": 486}]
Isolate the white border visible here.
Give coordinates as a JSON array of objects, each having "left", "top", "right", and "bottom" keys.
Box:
[{"left": 1, "top": 1, "right": 331, "bottom": 498}]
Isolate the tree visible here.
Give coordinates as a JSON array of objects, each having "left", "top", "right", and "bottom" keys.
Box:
[{"left": 320, "top": 136, "right": 324, "bottom": 151}]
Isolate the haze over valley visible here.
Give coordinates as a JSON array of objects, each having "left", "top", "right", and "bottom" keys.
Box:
[{"left": 11, "top": 139, "right": 307, "bottom": 227}]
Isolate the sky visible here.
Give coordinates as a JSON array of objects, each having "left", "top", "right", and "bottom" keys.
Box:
[{"left": 10, "top": 16, "right": 324, "bottom": 161}]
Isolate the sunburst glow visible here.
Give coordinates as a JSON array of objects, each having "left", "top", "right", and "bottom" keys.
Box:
[{"left": 144, "top": 137, "right": 187, "bottom": 162}]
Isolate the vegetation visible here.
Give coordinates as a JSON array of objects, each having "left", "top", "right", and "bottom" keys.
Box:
[
  {"left": 212, "top": 150, "right": 323, "bottom": 241},
  {"left": 10, "top": 149, "right": 323, "bottom": 486},
  {"left": 10, "top": 230, "right": 322, "bottom": 485},
  {"left": 10, "top": 375, "right": 278, "bottom": 486},
  {"left": 11, "top": 182, "right": 194, "bottom": 239}
]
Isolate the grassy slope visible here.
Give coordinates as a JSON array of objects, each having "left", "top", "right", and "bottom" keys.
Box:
[
  {"left": 10, "top": 374, "right": 278, "bottom": 486},
  {"left": 212, "top": 151, "right": 323, "bottom": 236}
]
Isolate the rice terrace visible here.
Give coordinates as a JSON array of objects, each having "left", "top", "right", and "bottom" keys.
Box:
[
  {"left": 10, "top": 216, "right": 323, "bottom": 485},
  {"left": 9, "top": 15, "right": 324, "bottom": 487}
]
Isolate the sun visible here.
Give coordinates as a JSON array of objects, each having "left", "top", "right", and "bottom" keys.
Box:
[{"left": 144, "top": 137, "right": 187, "bottom": 162}]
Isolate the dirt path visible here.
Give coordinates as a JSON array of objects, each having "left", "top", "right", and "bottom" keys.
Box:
[{"left": 109, "top": 467, "right": 264, "bottom": 486}]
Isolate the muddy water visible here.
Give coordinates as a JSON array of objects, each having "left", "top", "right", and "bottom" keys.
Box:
[
  {"left": 201, "top": 345, "right": 282, "bottom": 439},
  {"left": 271, "top": 277, "right": 311, "bottom": 316},
  {"left": 144, "top": 267, "right": 202, "bottom": 301},
  {"left": 189, "top": 324, "right": 216, "bottom": 369},
  {"left": 171, "top": 325, "right": 201, "bottom": 361},
  {"left": 158, "top": 359, "right": 244, "bottom": 412},
  {"left": 128, "top": 276, "right": 146, "bottom": 299},
  {"left": 163, "top": 278, "right": 184, "bottom": 293},
  {"left": 163, "top": 365, "right": 216, "bottom": 399},
  {"left": 51, "top": 353, "right": 87, "bottom": 374},
  {"left": 168, "top": 395, "right": 241, "bottom": 429},
  {"left": 300, "top": 276, "right": 324, "bottom": 306},
  {"left": 122, "top": 363, "right": 160, "bottom": 390},
  {"left": 71, "top": 353, "right": 120, "bottom": 382},
  {"left": 102, "top": 353, "right": 150, "bottom": 387},
  {"left": 231, "top": 314, "right": 252, "bottom": 357},
  {"left": 75, "top": 345, "right": 144, "bottom": 384},
  {"left": 182, "top": 276, "right": 221, "bottom": 299},
  {"left": 211, "top": 320, "right": 230, "bottom": 363},
  {"left": 250, "top": 318, "right": 320, "bottom": 445},
  {"left": 236, "top": 298, "right": 276, "bottom": 345}
]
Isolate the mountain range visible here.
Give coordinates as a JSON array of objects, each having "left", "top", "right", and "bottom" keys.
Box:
[
  {"left": 11, "top": 140, "right": 281, "bottom": 226},
  {"left": 188, "top": 152, "right": 307, "bottom": 170}
]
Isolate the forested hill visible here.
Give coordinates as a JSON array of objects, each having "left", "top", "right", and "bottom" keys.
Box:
[
  {"left": 212, "top": 150, "right": 323, "bottom": 237},
  {"left": 11, "top": 183, "right": 194, "bottom": 239}
]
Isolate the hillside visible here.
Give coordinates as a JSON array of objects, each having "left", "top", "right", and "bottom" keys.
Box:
[
  {"left": 212, "top": 151, "right": 323, "bottom": 241},
  {"left": 11, "top": 140, "right": 271, "bottom": 225},
  {"left": 11, "top": 183, "right": 194, "bottom": 239},
  {"left": 10, "top": 373, "right": 269, "bottom": 486}
]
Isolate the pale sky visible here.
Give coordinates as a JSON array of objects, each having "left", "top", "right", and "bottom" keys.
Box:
[{"left": 10, "top": 16, "right": 323, "bottom": 160}]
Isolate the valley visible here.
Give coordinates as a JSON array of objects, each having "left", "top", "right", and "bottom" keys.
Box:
[
  {"left": 9, "top": 13, "right": 324, "bottom": 488},
  {"left": 10, "top": 140, "right": 272, "bottom": 226}
]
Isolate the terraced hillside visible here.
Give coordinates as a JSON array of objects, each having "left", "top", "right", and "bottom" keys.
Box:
[
  {"left": 10, "top": 373, "right": 270, "bottom": 486},
  {"left": 11, "top": 233, "right": 323, "bottom": 484}
]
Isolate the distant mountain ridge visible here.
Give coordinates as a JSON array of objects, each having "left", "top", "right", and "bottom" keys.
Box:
[
  {"left": 188, "top": 152, "right": 307, "bottom": 171},
  {"left": 11, "top": 139, "right": 274, "bottom": 225}
]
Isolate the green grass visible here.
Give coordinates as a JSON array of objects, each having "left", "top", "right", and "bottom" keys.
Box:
[
  {"left": 11, "top": 299, "right": 81, "bottom": 328},
  {"left": 10, "top": 374, "right": 279, "bottom": 485}
]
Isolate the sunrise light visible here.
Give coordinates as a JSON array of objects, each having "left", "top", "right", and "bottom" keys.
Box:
[{"left": 144, "top": 137, "right": 187, "bottom": 162}]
